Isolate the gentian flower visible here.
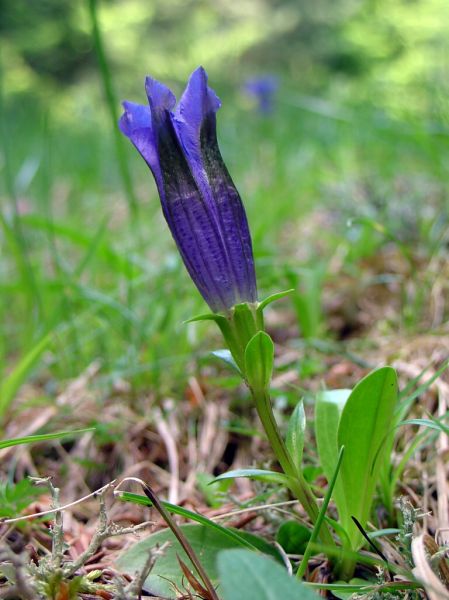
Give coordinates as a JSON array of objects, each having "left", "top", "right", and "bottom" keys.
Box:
[
  {"left": 243, "top": 75, "right": 278, "bottom": 114},
  {"left": 119, "top": 67, "right": 257, "bottom": 314}
]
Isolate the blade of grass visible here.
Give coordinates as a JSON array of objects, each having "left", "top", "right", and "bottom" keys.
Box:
[
  {"left": 117, "top": 490, "right": 261, "bottom": 552},
  {"left": 0, "top": 332, "right": 53, "bottom": 421},
  {"left": 140, "top": 480, "right": 219, "bottom": 600},
  {"left": 296, "top": 446, "right": 344, "bottom": 579},
  {"left": 20, "top": 214, "right": 143, "bottom": 277},
  {"left": 87, "top": 0, "right": 138, "bottom": 218},
  {"left": 0, "top": 428, "right": 95, "bottom": 450}
]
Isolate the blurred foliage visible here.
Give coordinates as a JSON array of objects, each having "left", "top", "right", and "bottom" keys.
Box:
[
  {"left": 0, "top": 0, "right": 448, "bottom": 395},
  {"left": 0, "top": 0, "right": 93, "bottom": 83},
  {"left": 1, "top": 0, "right": 448, "bottom": 122}
]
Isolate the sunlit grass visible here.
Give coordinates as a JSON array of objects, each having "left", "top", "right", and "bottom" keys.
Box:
[{"left": 1, "top": 71, "right": 448, "bottom": 415}]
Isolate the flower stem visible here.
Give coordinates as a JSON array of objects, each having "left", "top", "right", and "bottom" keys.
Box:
[{"left": 251, "top": 388, "right": 335, "bottom": 548}]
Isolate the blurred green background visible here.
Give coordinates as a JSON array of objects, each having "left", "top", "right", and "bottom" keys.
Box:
[{"left": 1, "top": 0, "right": 448, "bottom": 419}]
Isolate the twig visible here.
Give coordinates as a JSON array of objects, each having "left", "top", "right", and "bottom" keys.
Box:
[
  {"left": 154, "top": 408, "right": 179, "bottom": 504},
  {"left": 115, "top": 477, "right": 220, "bottom": 600},
  {"left": 436, "top": 380, "right": 449, "bottom": 545},
  {"left": 0, "top": 480, "right": 116, "bottom": 524},
  {"left": 209, "top": 499, "right": 298, "bottom": 520},
  {"left": 50, "top": 484, "right": 65, "bottom": 569},
  {"left": 120, "top": 541, "right": 170, "bottom": 599},
  {"left": 65, "top": 491, "right": 154, "bottom": 577}
]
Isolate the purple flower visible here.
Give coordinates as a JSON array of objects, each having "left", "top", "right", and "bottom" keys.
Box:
[
  {"left": 243, "top": 75, "right": 278, "bottom": 114},
  {"left": 119, "top": 67, "right": 257, "bottom": 313}
]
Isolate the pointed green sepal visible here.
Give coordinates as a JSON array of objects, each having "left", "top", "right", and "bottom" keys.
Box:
[
  {"left": 231, "top": 303, "right": 260, "bottom": 344},
  {"left": 184, "top": 312, "right": 226, "bottom": 325},
  {"left": 211, "top": 349, "right": 241, "bottom": 374},
  {"left": 244, "top": 331, "right": 274, "bottom": 391},
  {"left": 286, "top": 399, "right": 306, "bottom": 473},
  {"left": 257, "top": 289, "right": 294, "bottom": 317}
]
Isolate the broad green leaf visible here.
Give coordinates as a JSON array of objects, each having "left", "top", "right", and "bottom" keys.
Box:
[
  {"left": 337, "top": 367, "right": 398, "bottom": 549},
  {"left": 330, "top": 578, "right": 373, "bottom": 599},
  {"left": 116, "top": 524, "right": 280, "bottom": 599},
  {"left": 217, "top": 549, "right": 320, "bottom": 600},
  {"left": 286, "top": 399, "right": 306, "bottom": 472},
  {"left": 0, "top": 332, "right": 52, "bottom": 418},
  {"left": 212, "top": 468, "right": 291, "bottom": 486},
  {"left": 277, "top": 520, "right": 311, "bottom": 554},
  {"left": 315, "top": 388, "right": 350, "bottom": 528},
  {"left": 244, "top": 332, "right": 274, "bottom": 391}
]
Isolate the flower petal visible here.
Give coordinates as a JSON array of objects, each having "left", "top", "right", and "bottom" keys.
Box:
[
  {"left": 174, "top": 67, "right": 257, "bottom": 305},
  {"left": 143, "top": 74, "right": 238, "bottom": 312},
  {"left": 119, "top": 68, "right": 257, "bottom": 312},
  {"left": 119, "top": 101, "right": 163, "bottom": 189}
]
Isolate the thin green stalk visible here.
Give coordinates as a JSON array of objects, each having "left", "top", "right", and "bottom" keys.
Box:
[
  {"left": 251, "top": 388, "right": 335, "bottom": 548},
  {"left": 87, "top": 0, "right": 138, "bottom": 218},
  {"left": 141, "top": 482, "right": 219, "bottom": 600},
  {"left": 297, "top": 446, "right": 345, "bottom": 579},
  {"left": 0, "top": 55, "right": 44, "bottom": 337}
]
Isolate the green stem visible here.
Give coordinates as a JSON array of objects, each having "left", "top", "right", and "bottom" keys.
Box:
[
  {"left": 297, "top": 447, "right": 345, "bottom": 579},
  {"left": 337, "top": 545, "right": 357, "bottom": 581},
  {"left": 88, "top": 0, "right": 138, "bottom": 218},
  {"left": 251, "top": 388, "right": 335, "bottom": 548}
]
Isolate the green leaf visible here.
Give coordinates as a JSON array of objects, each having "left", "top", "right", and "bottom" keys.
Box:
[
  {"left": 212, "top": 468, "right": 291, "bottom": 486},
  {"left": 211, "top": 349, "right": 240, "bottom": 373},
  {"left": 20, "top": 214, "right": 141, "bottom": 277},
  {"left": 256, "top": 289, "right": 294, "bottom": 313},
  {"left": 330, "top": 578, "right": 372, "bottom": 599},
  {"left": 286, "top": 267, "right": 326, "bottom": 339},
  {"left": 337, "top": 367, "right": 398, "bottom": 549},
  {"left": 116, "top": 524, "right": 281, "bottom": 599},
  {"left": 184, "top": 312, "right": 223, "bottom": 324},
  {"left": 244, "top": 332, "right": 274, "bottom": 391},
  {"left": 0, "top": 332, "right": 52, "bottom": 419},
  {"left": 196, "top": 472, "right": 231, "bottom": 507},
  {"left": 217, "top": 549, "right": 320, "bottom": 600},
  {"left": 117, "top": 491, "right": 263, "bottom": 552},
  {"left": 397, "top": 358, "right": 449, "bottom": 421},
  {"left": 286, "top": 399, "right": 306, "bottom": 472},
  {"left": 277, "top": 521, "right": 311, "bottom": 554},
  {"left": 0, "top": 428, "right": 94, "bottom": 451},
  {"left": 400, "top": 417, "right": 449, "bottom": 434},
  {"left": 0, "top": 479, "right": 43, "bottom": 518},
  {"left": 315, "top": 388, "right": 351, "bottom": 531},
  {"left": 232, "top": 303, "right": 259, "bottom": 342},
  {"left": 297, "top": 446, "right": 345, "bottom": 579}
]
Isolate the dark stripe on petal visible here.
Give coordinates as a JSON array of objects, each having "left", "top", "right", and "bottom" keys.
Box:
[
  {"left": 120, "top": 69, "right": 257, "bottom": 312},
  {"left": 150, "top": 105, "right": 237, "bottom": 312},
  {"left": 174, "top": 68, "right": 257, "bottom": 306},
  {"left": 200, "top": 113, "right": 258, "bottom": 304}
]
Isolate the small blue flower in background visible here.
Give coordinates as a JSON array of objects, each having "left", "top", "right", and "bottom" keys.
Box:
[
  {"left": 119, "top": 67, "right": 257, "bottom": 313},
  {"left": 243, "top": 75, "right": 278, "bottom": 115}
]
